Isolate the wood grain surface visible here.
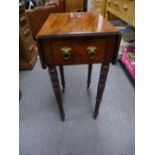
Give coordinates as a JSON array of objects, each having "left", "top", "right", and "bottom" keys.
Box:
[{"left": 37, "top": 12, "right": 119, "bottom": 37}]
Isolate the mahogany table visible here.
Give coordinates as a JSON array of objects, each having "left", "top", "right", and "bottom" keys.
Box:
[{"left": 36, "top": 12, "right": 121, "bottom": 121}]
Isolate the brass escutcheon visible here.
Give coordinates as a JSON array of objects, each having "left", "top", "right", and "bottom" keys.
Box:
[{"left": 61, "top": 47, "right": 72, "bottom": 60}]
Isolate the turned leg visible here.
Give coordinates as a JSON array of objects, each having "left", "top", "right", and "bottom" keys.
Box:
[
  {"left": 94, "top": 63, "right": 110, "bottom": 119},
  {"left": 87, "top": 64, "right": 92, "bottom": 88},
  {"left": 59, "top": 66, "right": 65, "bottom": 92},
  {"left": 48, "top": 66, "right": 65, "bottom": 121}
]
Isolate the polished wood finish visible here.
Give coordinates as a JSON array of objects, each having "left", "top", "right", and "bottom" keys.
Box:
[
  {"left": 37, "top": 13, "right": 120, "bottom": 67},
  {"left": 19, "top": 4, "right": 37, "bottom": 70},
  {"left": 48, "top": 67, "right": 65, "bottom": 121},
  {"left": 37, "top": 12, "right": 118, "bottom": 37},
  {"left": 36, "top": 12, "right": 121, "bottom": 120},
  {"left": 106, "top": 0, "right": 135, "bottom": 27},
  {"left": 39, "top": 36, "right": 117, "bottom": 66},
  {"left": 94, "top": 63, "right": 109, "bottom": 119}
]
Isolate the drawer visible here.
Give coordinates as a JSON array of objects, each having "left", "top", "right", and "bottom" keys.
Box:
[
  {"left": 107, "top": 0, "right": 114, "bottom": 8},
  {"left": 24, "top": 33, "right": 33, "bottom": 45},
  {"left": 24, "top": 35, "right": 34, "bottom": 52},
  {"left": 121, "top": 0, "right": 135, "bottom": 19},
  {"left": 41, "top": 37, "right": 117, "bottom": 66},
  {"left": 30, "top": 46, "right": 37, "bottom": 60},
  {"left": 28, "top": 44, "right": 35, "bottom": 54},
  {"left": 19, "top": 16, "right": 29, "bottom": 32},
  {"left": 113, "top": 0, "right": 123, "bottom": 12},
  {"left": 91, "top": 0, "right": 102, "bottom": 11},
  {"left": 95, "top": 0, "right": 102, "bottom": 6}
]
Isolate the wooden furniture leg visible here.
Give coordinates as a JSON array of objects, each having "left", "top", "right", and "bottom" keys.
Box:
[
  {"left": 94, "top": 63, "right": 110, "bottom": 119},
  {"left": 83, "top": 0, "right": 88, "bottom": 11},
  {"left": 59, "top": 66, "right": 65, "bottom": 92},
  {"left": 48, "top": 66, "right": 65, "bottom": 121},
  {"left": 87, "top": 64, "right": 92, "bottom": 88}
]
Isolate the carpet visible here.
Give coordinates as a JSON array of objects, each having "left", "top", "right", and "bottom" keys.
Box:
[{"left": 19, "top": 59, "right": 135, "bottom": 155}]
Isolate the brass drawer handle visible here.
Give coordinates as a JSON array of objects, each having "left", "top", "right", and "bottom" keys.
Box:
[
  {"left": 123, "top": 5, "right": 128, "bottom": 11},
  {"left": 87, "top": 46, "right": 97, "bottom": 59},
  {"left": 114, "top": 2, "right": 118, "bottom": 6},
  {"left": 107, "top": 0, "right": 111, "bottom": 4},
  {"left": 61, "top": 47, "right": 72, "bottom": 60}
]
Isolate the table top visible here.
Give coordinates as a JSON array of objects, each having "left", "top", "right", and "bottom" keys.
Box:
[{"left": 37, "top": 12, "right": 119, "bottom": 38}]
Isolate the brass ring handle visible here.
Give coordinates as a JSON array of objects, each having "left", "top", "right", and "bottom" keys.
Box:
[
  {"left": 61, "top": 47, "right": 72, "bottom": 60},
  {"left": 87, "top": 46, "right": 97, "bottom": 59}
]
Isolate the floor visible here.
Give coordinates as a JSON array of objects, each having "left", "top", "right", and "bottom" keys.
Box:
[{"left": 19, "top": 59, "right": 135, "bottom": 155}]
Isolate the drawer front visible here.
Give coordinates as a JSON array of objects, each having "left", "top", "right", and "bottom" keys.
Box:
[
  {"left": 19, "top": 11, "right": 32, "bottom": 40},
  {"left": 121, "top": 0, "right": 135, "bottom": 19},
  {"left": 107, "top": 0, "right": 121, "bottom": 12},
  {"left": 91, "top": 0, "right": 106, "bottom": 15},
  {"left": 107, "top": 0, "right": 114, "bottom": 8},
  {"left": 24, "top": 35, "right": 34, "bottom": 51},
  {"left": 41, "top": 37, "right": 116, "bottom": 66},
  {"left": 112, "top": 0, "right": 122, "bottom": 12}
]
